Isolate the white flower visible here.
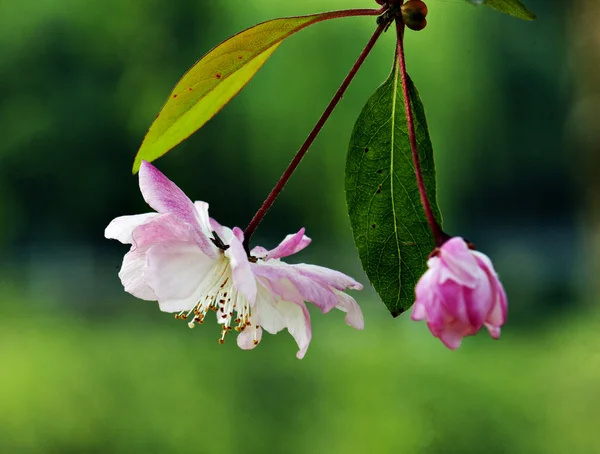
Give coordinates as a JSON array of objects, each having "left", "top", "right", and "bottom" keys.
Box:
[{"left": 105, "top": 161, "right": 364, "bottom": 358}]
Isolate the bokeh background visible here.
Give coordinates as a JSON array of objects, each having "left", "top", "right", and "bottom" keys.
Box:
[{"left": 1, "top": 0, "right": 598, "bottom": 452}]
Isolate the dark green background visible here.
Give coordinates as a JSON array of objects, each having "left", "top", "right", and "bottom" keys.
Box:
[{"left": 2, "top": 0, "right": 596, "bottom": 452}]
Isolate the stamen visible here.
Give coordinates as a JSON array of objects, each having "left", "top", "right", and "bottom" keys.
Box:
[{"left": 170, "top": 257, "right": 255, "bottom": 345}]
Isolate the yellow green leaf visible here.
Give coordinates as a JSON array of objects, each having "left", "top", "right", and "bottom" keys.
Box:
[{"left": 133, "top": 12, "right": 345, "bottom": 173}]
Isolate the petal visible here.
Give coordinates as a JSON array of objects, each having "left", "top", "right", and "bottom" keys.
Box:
[
  {"left": 250, "top": 246, "right": 269, "bottom": 259},
  {"left": 438, "top": 329, "right": 464, "bottom": 350},
  {"left": 438, "top": 280, "right": 471, "bottom": 326},
  {"left": 253, "top": 285, "right": 286, "bottom": 334},
  {"left": 411, "top": 301, "right": 427, "bottom": 321},
  {"left": 118, "top": 249, "right": 157, "bottom": 301},
  {"left": 194, "top": 201, "right": 217, "bottom": 243},
  {"left": 138, "top": 161, "right": 216, "bottom": 257},
  {"left": 145, "top": 241, "right": 216, "bottom": 303},
  {"left": 474, "top": 251, "right": 508, "bottom": 331},
  {"left": 232, "top": 226, "right": 245, "bottom": 244},
  {"left": 292, "top": 263, "right": 363, "bottom": 291},
  {"left": 131, "top": 213, "right": 195, "bottom": 249},
  {"left": 472, "top": 250, "right": 500, "bottom": 277},
  {"left": 414, "top": 265, "right": 438, "bottom": 309},
  {"left": 334, "top": 290, "right": 364, "bottom": 330},
  {"left": 463, "top": 278, "right": 493, "bottom": 329},
  {"left": 252, "top": 261, "right": 338, "bottom": 312},
  {"left": 273, "top": 299, "right": 312, "bottom": 359},
  {"left": 438, "top": 237, "right": 482, "bottom": 288},
  {"left": 256, "top": 272, "right": 305, "bottom": 304},
  {"left": 485, "top": 324, "right": 502, "bottom": 339},
  {"left": 237, "top": 323, "right": 263, "bottom": 351},
  {"left": 225, "top": 234, "right": 257, "bottom": 304},
  {"left": 263, "top": 228, "right": 312, "bottom": 260},
  {"left": 209, "top": 217, "right": 226, "bottom": 238},
  {"left": 105, "top": 213, "right": 159, "bottom": 244},
  {"left": 252, "top": 282, "right": 312, "bottom": 358}
]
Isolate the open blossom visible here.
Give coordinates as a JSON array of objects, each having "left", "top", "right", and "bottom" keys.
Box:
[
  {"left": 105, "top": 161, "right": 363, "bottom": 358},
  {"left": 411, "top": 237, "right": 507, "bottom": 349}
]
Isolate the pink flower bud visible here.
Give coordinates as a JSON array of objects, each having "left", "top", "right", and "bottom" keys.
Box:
[{"left": 412, "top": 237, "right": 507, "bottom": 349}]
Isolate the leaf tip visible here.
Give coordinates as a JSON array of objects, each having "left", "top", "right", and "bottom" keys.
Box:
[
  {"left": 132, "top": 155, "right": 143, "bottom": 175},
  {"left": 391, "top": 308, "right": 405, "bottom": 318}
]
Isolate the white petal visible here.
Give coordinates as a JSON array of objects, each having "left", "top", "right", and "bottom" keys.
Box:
[
  {"left": 276, "top": 300, "right": 311, "bottom": 359},
  {"left": 194, "top": 201, "right": 217, "bottom": 243},
  {"left": 225, "top": 234, "right": 257, "bottom": 304},
  {"left": 237, "top": 323, "right": 263, "bottom": 350},
  {"left": 118, "top": 249, "right": 157, "bottom": 301},
  {"left": 253, "top": 286, "right": 286, "bottom": 334},
  {"left": 251, "top": 280, "right": 312, "bottom": 358},
  {"left": 334, "top": 291, "right": 364, "bottom": 330},
  {"left": 105, "top": 213, "right": 159, "bottom": 244},
  {"left": 145, "top": 241, "right": 216, "bottom": 302}
]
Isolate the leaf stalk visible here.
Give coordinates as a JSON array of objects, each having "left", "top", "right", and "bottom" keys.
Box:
[
  {"left": 243, "top": 19, "right": 388, "bottom": 252},
  {"left": 395, "top": 18, "right": 447, "bottom": 246}
]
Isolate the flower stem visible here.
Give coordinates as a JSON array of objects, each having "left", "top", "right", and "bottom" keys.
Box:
[
  {"left": 395, "top": 19, "right": 446, "bottom": 246},
  {"left": 243, "top": 22, "right": 388, "bottom": 251}
]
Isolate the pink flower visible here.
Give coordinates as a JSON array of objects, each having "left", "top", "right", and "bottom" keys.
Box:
[
  {"left": 105, "top": 161, "right": 363, "bottom": 358},
  {"left": 411, "top": 237, "right": 507, "bottom": 349}
]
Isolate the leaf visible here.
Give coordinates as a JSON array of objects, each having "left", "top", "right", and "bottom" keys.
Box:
[
  {"left": 133, "top": 12, "right": 345, "bottom": 173},
  {"left": 467, "top": 0, "right": 536, "bottom": 21},
  {"left": 345, "top": 58, "right": 442, "bottom": 317}
]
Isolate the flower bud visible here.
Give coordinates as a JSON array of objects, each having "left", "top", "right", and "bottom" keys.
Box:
[
  {"left": 411, "top": 237, "right": 507, "bottom": 349},
  {"left": 401, "top": 0, "right": 428, "bottom": 31}
]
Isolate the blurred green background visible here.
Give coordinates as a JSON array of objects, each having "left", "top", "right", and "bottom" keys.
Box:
[{"left": 1, "top": 0, "right": 598, "bottom": 452}]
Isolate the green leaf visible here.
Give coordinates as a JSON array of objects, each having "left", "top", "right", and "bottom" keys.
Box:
[
  {"left": 345, "top": 58, "right": 442, "bottom": 317},
  {"left": 133, "top": 12, "right": 345, "bottom": 173},
  {"left": 469, "top": 0, "right": 536, "bottom": 21}
]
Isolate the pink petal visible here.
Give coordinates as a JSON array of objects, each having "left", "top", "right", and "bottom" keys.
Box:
[
  {"left": 438, "top": 281, "right": 471, "bottom": 327},
  {"left": 411, "top": 300, "right": 427, "bottom": 321},
  {"left": 485, "top": 324, "right": 501, "bottom": 339},
  {"left": 251, "top": 262, "right": 338, "bottom": 312},
  {"left": 415, "top": 264, "right": 439, "bottom": 309},
  {"left": 462, "top": 277, "right": 493, "bottom": 329},
  {"left": 225, "top": 233, "right": 257, "bottom": 305},
  {"left": 105, "top": 213, "right": 159, "bottom": 244},
  {"left": 232, "top": 226, "right": 245, "bottom": 244},
  {"left": 334, "top": 291, "right": 364, "bottom": 330},
  {"left": 438, "top": 329, "right": 464, "bottom": 350},
  {"left": 474, "top": 251, "right": 508, "bottom": 330},
  {"left": 263, "top": 228, "right": 312, "bottom": 260},
  {"left": 292, "top": 263, "right": 363, "bottom": 292},
  {"left": 256, "top": 273, "right": 304, "bottom": 304},
  {"left": 138, "top": 161, "right": 216, "bottom": 258},
  {"left": 131, "top": 213, "right": 195, "bottom": 249},
  {"left": 250, "top": 246, "right": 269, "bottom": 259},
  {"left": 209, "top": 217, "right": 226, "bottom": 239},
  {"left": 438, "top": 237, "right": 482, "bottom": 288}
]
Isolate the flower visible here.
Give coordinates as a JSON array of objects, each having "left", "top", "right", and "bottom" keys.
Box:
[
  {"left": 105, "top": 161, "right": 364, "bottom": 358},
  {"left": 411, "top": 237, "right": 507, "bottom": 349}
]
